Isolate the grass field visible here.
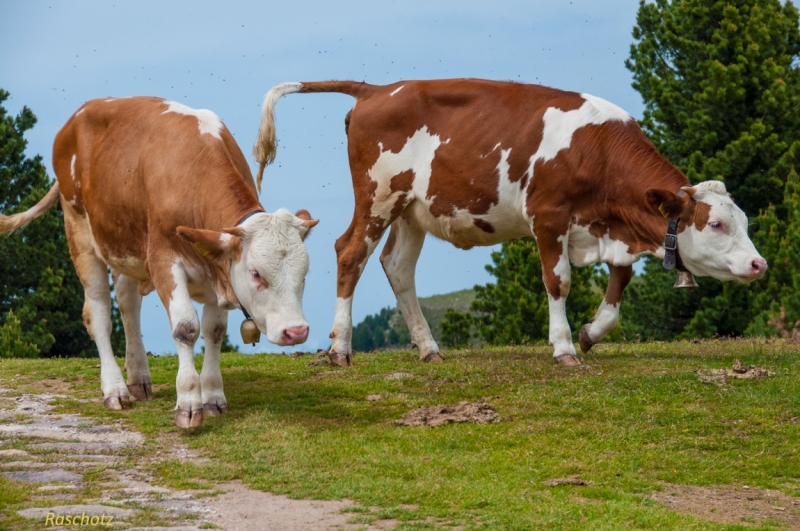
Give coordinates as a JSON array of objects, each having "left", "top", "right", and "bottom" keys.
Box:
[{"left": 1, "top": 338, "right": 800, "bottom": 530}]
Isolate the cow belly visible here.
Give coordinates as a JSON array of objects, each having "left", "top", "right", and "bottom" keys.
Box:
[
  {"left": 568, "top": 224, "right": 637, "bottom": 266},
  {"left": 107, "top": 256, "right": 149, "bottom": 281},
  {"left": 406, "top": 201, "right": 530, "bottom": 248}
]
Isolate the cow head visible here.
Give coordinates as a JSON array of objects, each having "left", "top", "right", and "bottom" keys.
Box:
[
  {"left": 647, "top": 181, "right": 767, "bottom": 282},
  {"left": 177, "top": 209, "right": 318, "bottom": 346}
]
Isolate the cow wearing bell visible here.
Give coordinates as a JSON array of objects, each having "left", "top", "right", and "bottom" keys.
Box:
[
  {"left": 0, "top": 96, "right": 318, "bottom": 428},
  {"left": 254, "top": 78, "right": 766, "bottom": 366}
]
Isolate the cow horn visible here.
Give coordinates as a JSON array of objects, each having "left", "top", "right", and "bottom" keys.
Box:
[{"left": 302, "top": 218, "right": 320, "bottom": 229}]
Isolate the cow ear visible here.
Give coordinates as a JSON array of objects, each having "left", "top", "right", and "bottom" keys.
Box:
[
  {"left": 646, "top": 189, "right": 690, "bottom": 219},
  {"left": 295, "top": 209, "right": 319, "bottom": 241},
  {"left": 177, "top": 227, "right": 242, "bottom": 262}
]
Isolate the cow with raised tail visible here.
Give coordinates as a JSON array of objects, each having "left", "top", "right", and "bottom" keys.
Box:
[
  {"left": 254, "top": 79, "right": 767, "bottom": 367},
  {"left": 0, "top": 97, "right": 318, "bottom": 428}
]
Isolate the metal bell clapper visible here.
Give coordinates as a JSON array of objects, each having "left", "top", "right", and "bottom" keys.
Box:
[
  {"left": 674, "top": 270, "right": 699, "bottom": 289},
  {"left": 240, "top": 318, "right": 261, "bottom": 346}
]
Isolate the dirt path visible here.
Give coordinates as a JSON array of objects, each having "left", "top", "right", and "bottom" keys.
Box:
[{"left": 0, "top": 385, "right": 397, "bottom": 531}]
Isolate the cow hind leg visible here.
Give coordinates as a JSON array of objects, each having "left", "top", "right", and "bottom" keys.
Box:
[
  {"left": 380, "top": 219, "right": 442, "bottom": 362},
  {"left": 200, "top": 303, "right": 228, "bottom": 416},
  {"left": 328, "top": 215, "right": 394, "bottom": 367},
  {"left": 64, "top": 212, "right": 131, "bottom": 409},
  {"left": 579, "top": 264, "right": 633, "bottom": 353},
  {"left": 112, "top": 271, "right": 153, "bottom": 401},
  {"left": 153, "top": 261, "right": 203, "bottom": 428}
]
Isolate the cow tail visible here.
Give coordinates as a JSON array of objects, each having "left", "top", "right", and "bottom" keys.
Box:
[
  {"left": 0, "top": 182, "right": 61, "bottom": 234},
  {"left": 253, "top": 80, "right": 377, "bottom": 192}
]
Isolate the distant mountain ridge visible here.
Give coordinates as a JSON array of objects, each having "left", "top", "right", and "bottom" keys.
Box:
[{"left": 352, "top": 289, "right": 474, "bottom": 351}]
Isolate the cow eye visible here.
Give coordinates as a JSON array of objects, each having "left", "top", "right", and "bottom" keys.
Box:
[
  {"left": 709, "top": 221, "right": 723, "bottom": 231},
  {"left": 250, "top": 270, "right": 261, "bottom": 279}
]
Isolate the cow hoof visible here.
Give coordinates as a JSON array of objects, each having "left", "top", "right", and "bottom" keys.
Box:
[
  {"left": 127, "top": 381, "right": 153, "bottom": 402},
  {"left": 554, "top": 354, "right": 581, "bottom": 366},
  {"left": 174, "top": 408, "right": 203, "bottom": 428},
  {"left": 203, "top": 403, "right": 228, "bottom": 417},
  {"left": 422, "top": 352, "right": 444, "bottom": 363},
  {"left": 328, "top": 352, "right": 352, "bottom": 367},
  {"left": 579, "top": 324, "right": 594, "bottom": 354},
  {"left": 103, "top": 394, "right": 132, "bottom": 411}
]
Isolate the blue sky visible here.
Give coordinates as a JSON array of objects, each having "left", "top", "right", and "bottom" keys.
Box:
[{"left": 1, "top": 0, "right": 643, "bottom": 354}]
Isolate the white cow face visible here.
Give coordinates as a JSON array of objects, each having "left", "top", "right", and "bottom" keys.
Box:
[
  {"left": 647, "top": 181, "right": 767, "bottom": 282},
  {"left": 178, "top": 209, "right": 318, "bottom": 346}
]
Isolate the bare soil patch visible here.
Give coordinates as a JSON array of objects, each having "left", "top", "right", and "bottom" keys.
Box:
[
  {"left": 384, "top": 373, "right": 414, "bottom": 381},
  {"left": 543, "top": 475, "right": 595, "bottom": 487},
  {"left": 395, "top": 401, "right": 500, "bottom": 427},
  {"left": 697, "top": 359, "right": 774, "bottom": 385},
  {"left": 205, "top": 481, "right": 398, "bottom": 530},
  {"left": 1, "top": 378, "right": 398, "bottom": 531},
  {"left": 651, "top": 483, "right": 800, "bottom": 528}
]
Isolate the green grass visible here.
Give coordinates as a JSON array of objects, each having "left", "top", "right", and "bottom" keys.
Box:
[{"left": 1, "top": 338, "right": 800, "bottom": 530}]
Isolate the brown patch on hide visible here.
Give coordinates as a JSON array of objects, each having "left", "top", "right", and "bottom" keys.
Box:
[
  {"left": 473, "top": 218, "right": 495, "bottom": 233},
  {"left": 604, "top": 264, "right": 633, "bottom": 306}
]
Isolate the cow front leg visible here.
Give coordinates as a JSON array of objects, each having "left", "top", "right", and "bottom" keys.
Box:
[
  {"left": 154, "top": 262, "right": 203, "bottom": 428},
  {"left": 200, "top": 303, "right": 228, "bottom": 416},
  {"left": 536, "top": 226, "right": 579, "bottom": 365},
  {"left": 579, "top": 264, "right": 633, "bottom": 353},
  {"left": 112, "top": 271, "right": 152, "bottom": 402},
  {"left": 329, "top": 217, "right": 392, "bottom": 367},
  {"left": 380, "top": 219, "right": 441, "bottom": 362}
]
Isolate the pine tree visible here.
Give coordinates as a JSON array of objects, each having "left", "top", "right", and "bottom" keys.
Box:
[
  {"left": 627, "top": 0, "right": 800, "bottom": 216},
  {"left": 746, "top": 168, "right": 800, "bottom": 336},
  {"left": 440, "top": 308, "right": 475, "bottom": 348},
  {"left": 624, "top": 0, "right": 800, "bottom": 339},
  {"left": 351, "top": 307, "right": 411, "bottom": 351},
  {"left": 0, "top": 310, "right": 38, "bottom": 359},
  {"left": 621, "top": 258, "right": 716, "bottom": 340},
  {"left": 0, "top": 89, "right": 96, "bottom": 357},
  {"left": 469, "top": 239, "right": 602, "bottom": 346}
]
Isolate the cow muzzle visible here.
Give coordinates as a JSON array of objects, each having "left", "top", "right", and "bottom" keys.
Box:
[
  {"left": 282, "top": 326, "right": 309, "bottom": 346},
  {"left": 750, "top": 258, "right": 768, "bottom": 278}
]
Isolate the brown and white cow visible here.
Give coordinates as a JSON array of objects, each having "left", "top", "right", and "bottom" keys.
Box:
[
  {"left": 253, "top": 79, "right": 767, "bottom": 367},
  {"left": 0, "top": 97, "right": 318, "bottom": 427}
]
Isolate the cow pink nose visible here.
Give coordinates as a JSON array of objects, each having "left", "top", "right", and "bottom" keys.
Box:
[
  {"left": 283, "top": 326, "right": 309, "bottom": 344},
  {"left": 751, "top": 258, "right": 768, "bottom": 276}
]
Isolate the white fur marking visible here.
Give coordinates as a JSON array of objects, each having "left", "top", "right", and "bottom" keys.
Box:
[
  {"left": 162, "top": 101, "right": 223, "bottom": 139},
  {"left": 367, "top": 126, "right": 442, "bottom": 219},
  {"left": 547, "top": 293, "right": 576, "bottom": 357},
  {"left": 553, "top": 233, "right": 571, "bottom": 293},
  {"left": 588, "top": 300, "right": 620, "bottom": 342},
  {"left": 527, "top": 94, "right": 631, "bottom": 179},
  {"left": 567, "top": 224, "right": 639, "bottom": 267},
  {"left": 70, "top": 154, "right": 77, "bottom": 181},
  {"left": 390, "top": 85, "right": 404, "bottom": 96},
  {"left": 330, "top": 296, "right": 354, "bottom": 353}
]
